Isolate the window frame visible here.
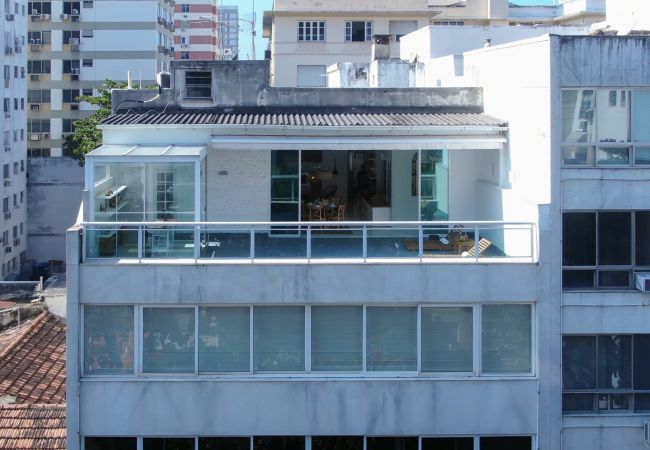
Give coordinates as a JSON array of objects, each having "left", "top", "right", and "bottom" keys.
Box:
[
  {"left": 345, "top": 20, "right": 373, "bottom": 42},
  {"left": 562, "top": 334, "right": 650, "bottom": 414},
  {"left": 81, "top": 303, "right": 535, "bottom": 379},
  {"left": 562, "top": 210, "right": 650, "bottom": 290},
  {"left": 561, "top": 88, "right": 650, "bottom": 167},
  {"left": 297, "top": 20, "right": 325, "bottom": 42}
]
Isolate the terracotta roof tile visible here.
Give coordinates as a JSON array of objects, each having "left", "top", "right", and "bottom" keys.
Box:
[
  {"left": 0, "top": 404, "right": 66, "bottom": 450},
  {"left": 0, "top": 313, "right": 66, "bottom": 404}
]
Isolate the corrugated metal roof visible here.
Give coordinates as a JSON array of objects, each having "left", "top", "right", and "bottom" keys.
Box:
[{"left": 102, "top": 110, "right": 507, "bottom": 128}]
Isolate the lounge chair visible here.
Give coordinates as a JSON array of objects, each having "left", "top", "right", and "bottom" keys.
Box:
[
  {"left": 461, "top": 238, "right": 492, "bottom": 257},
  {"left": 403, "top": 225, "right": 464, "bottom": 252}
]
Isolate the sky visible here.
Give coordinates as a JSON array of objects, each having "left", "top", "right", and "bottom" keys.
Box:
[{"left": 236, "top": 0, "right": 558, "bottom": 60}]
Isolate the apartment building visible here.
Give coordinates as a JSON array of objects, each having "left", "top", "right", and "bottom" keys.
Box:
[
  {"left": 403, "top": 31, "right": 650, "bottom": 450},
  {"left": 262, "top": 0, "right": 605, "bottom": 87},
  {"left": 26, "top": 0, "right": 174, "bottom": 263},
  {"left": 1, "top": 0, "right": 28, "bottom": 279},
  {"left": 173, "top": 0, "right": 219, "bottom": 60},
  {"left": 66, "top": 60, "right": 546, "bottom": 450},
  {"left": 219, "top": 4, "right": 238, "bottom": 59}
]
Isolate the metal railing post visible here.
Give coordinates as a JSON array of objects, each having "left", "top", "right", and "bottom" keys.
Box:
[
  {"left": 137, "top": 226, "right": 143, "bottom": 260},
  {"left": 474, "top": 224, "right": 480, "bottom": 261},
  {"left": 194, "top": 225, "right": 200, "bottom": 259},
  {"left": 306, "top": 225, "right": 312, "bottom": 260},
  {"left": 418, "top": 224, "right": 424, "bottom": 258},
  {"left": 362, "top": 225, "right": 368, "bottom": 261},
  {"left": 249, "top": 226, "right": 255, "bottom": 261}
]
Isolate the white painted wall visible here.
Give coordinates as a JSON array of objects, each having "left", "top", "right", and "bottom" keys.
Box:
[{"left": 606, "top": 0, "right": 650, "bottom": 32}]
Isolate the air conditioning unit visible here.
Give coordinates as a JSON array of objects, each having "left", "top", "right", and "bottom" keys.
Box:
[
  {"left": 13, "top": 238, "right": 19, "bottom": 246},
  {"left": 3, "top": 180, "right": 11, "bottom": 187},
  {"left": 70, "top": 68, "right": 80, "bottom": 75},
  {"left": 70, "top": 103, "right": 79, "bottom": 110},
  {"left": 30, "top": 14, "right": 41, "bottom": 21},
  {"left": 72, "top": 8, "right": 79, "bottom": 15},
  {"left": 643, "top": 419, "right": 650, "bottom": 448},
  {"left": 30, "top": 43, "right": 42, "bottom": 51},
  {"left": 6, "top": 13, "right": 14, "bottom": 21},
  {"left": 635, "top": 273, "right": 650, "bottom": 293},
  {"left": 30, "top": 104, "right": 40, "bottom": 111},
  {"left": 40, "top": 132, "right": 50, "bottom": 139},
  {"left": 60, "top": 13, "right": 70, "bottom": 20},
  {"left": 69, "top": 37, "right": 79, "bottom": 45},
  {"left": 29, "top": 133, "right": 40, "bottom": 141},
  {"left": 70, "top": 74, "right": 79, "bottom": 80},
  {"left": 71, "top": 44, "right": 79, "bottom": 51},
  {"left": 30, "top": 74, "right": 41, "bottom": 81},
  {"left": 4, "top": 246, "right": 11, "bottom": 253},
  {"left": 31, "top": 8, "right": 38, "bottom": 15},
  {"left": 40, "top": 13, "right": 50, "bottom": 20}
]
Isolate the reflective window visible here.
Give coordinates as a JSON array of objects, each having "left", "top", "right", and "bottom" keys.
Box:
[
  {"left": 253, "top": 307, "right": 305, "bottom": 371},
  {"left": 481, "top": 305, "right": 531, "bottom": 374},
  {"left": 312, "top": 437, "right": 363, "bottom": 450},
  {"left": 366, "top": 307, "right": 417, "bottom": 371},
  {"left": 421, "top": 307, "right": 473, "bottom": 372},
  {"left": 143, "top": 308, "right": 195, "bottom": 373},
  {"left": 199, "top": 437, "right": 250, "bottom": 450},
  {"left": 199, "top": 307, "right": 250, "bottom": 372},
  {"left": 253, "top": 437, "right": 304, "bottom": 450},
  {"left": 366, "top": 437, "right": 418, "bottom": 450},
  {"left": 311, "top": 306, "right": 362, "bottom": 371},
  {"left": 84, "top": 305, "right": 134, "bottom": 375}
]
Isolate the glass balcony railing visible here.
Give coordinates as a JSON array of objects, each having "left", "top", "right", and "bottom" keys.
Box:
[{"left": 81, "top": 221, "right": 538, "bottom": 263}]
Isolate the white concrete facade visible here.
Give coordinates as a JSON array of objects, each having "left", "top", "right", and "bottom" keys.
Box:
[
  {"left": 404, "top": 33, "right": 650, "bottom": 450},
  {"left": 264, "top": 0, "right": 605, "bottom": 87},
  {"left": 1, "top": 0, "right": 28, "bottom": 279}
]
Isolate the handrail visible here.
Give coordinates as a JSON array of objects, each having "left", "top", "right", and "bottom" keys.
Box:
[{"left": 80, "top": 220, "right": 538, "bottom": 263}]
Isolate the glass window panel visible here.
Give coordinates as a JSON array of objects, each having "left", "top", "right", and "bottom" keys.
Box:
[
  {"left": 597, "top": 270, "right": 630, "bottom": 288},
  {"left": 634, "top": 393, "right": 650, "bottom": 412},
  {"left": 597, "top": 335, "right": 631, "bottom": 389},
  {"left": 635, "top": 212, "right": 650, "bottom": 266},
  {"left": 633, "top": 335, "right": 650, "bottom": 389},
  {"left": 562, "top": 393, "right": 595, "bottom": 413},
  {"left": 562, "top": 90, "right": 594, "bottom": 143},
  {"left": 609, "top": 393, "right": 630, "bottom": 410},
  {"left": 562, "top": 336, "right": 596, "bottom": 389},
  {"left": 253, "top": 437, "right": 305, "bottom": 450},
  {"left": 143, "top": 438, "right": 195, "bottom": 450},
  {"left": 311, "top": 306, "right": 362, "bottom": 371},
  {"left": 632, "top": 91, "right": 650, "bottom": 142},
  {"left": 366, "top": 437, "right": 418, "bottom": 450},
  {"left": 421, "top": 437, "right": 473, "bottom": 450},
  {"left": 562, "top": 270, "right": 595, "bottom": 289},
  {"left": 635, "top": 147, "right": 650, "bottom": 165},
  {"left": 479, "top": 437, "right": 532, "bottom": 450},
  {"left": 421, "top": 307, "right": 473, "bottom": 372},
  {"left": 84, "top": 305, "right": 134, "bottom": 375},
  {"left": 596, "top": 90, "right": 630, "bottom": 143},
  {"left": 420, "top": 149, "right": 448, "bottom": 220},
  {"left": 253, "top": 306, "right": 305, "bottom": 371},
  {"left": 199, "top": 437, "right": 250, "bottom": 450},
  {"left": 598, "top": 212, "right": 631, "bottom": 265},
  {"left": 312, "top": 437, "right": 363, "bottom": 450},
  {"left": 562, "top": 146, "right": 592, "bottom": 165},
  {"left": 198, "top": 307, "right": 250, "bottom": 372},
  {"left": 85, "top": 437, "right": 137, "bottom": 450},
  {"left": 366, "top": 307, "right": 417, "bottom": 371},
  {"left": 595, "top": 147, "right": 630, "bottom": 165},
  {"left": 142, "top": 308, "right": 196, "bottom": 373},
  {"left": 481, "top": 304, "right": 531, "bottom": 374},
  {"left": 562, "top": 213, "right": 596, "bottom": 266}
]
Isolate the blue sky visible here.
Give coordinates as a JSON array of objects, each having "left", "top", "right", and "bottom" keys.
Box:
[{"left": 237, "top": 0, "right": 557, "bottom": 59}]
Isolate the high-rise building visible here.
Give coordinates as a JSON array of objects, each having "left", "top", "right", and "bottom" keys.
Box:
[
  {"left": 1, "top": 0, "right": 28, "bottom": 279},
  {"left": 173, "top": 0, "right": 220, "bottom": 60},
  {"left": 219, "top": 4, "right": 238, "bottom": 60},
  {"left": 25, "top": 0, "right": 174, "bottom": 263}
]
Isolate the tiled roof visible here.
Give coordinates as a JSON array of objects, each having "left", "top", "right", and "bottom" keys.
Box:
[
  {"left": 0, "top": 404, "right": 66, "bottom": 450},
  {"left": 0, "top": 317, "right": 36, "bottom": 353},
  {"left": 0, "top": 312, "right": 66, "bottom": 404},
  {"left": 102, "top": 110, "right": 507, "bottom": 128}
]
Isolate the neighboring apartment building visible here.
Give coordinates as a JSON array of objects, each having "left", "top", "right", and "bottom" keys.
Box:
[
  {"left": 403, "top": 31, "right": 650, "bottom": 450},
  {"left": 66, "top": 60, "right": 546, "bottom": 450},
  {"left": 173, "top": 0, "right": 219, "bottom": 60},
  {"left": 1, "top": 0, "right": 28, "bottom": 280},
  {"left": 262, "top": 0, "right": 605, "bottom": 87},
  {"left": 26, "top": 0, "right": 174, "bottom": 263},
  {"left": 219, "top": 4, "right": 238, "bottom": 60}
]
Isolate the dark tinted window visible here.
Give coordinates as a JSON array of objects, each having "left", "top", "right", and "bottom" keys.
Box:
[
  {"left": 563, "top": 213, "right": 596, "bottom": 266},
  {"left": 633, "top": 335, "right": 650, "bottom": 389},
  {"left": 312, "top": 437, "right": 363, "bottom": 450},
  {"left": 635, "top": 212, "right": 650, "bottom": 265},
  {"left": 563, "top": 270, "right": 595, "bottom": 289},
  {"left": 143, "top": 438, "right": 195, "bottom": 450},
  {"left": 253, "top": 437, "right": 304, "bottom": 450},
  {"left": 597, "top": 335, "right": 631, "bottom": 389},
  {"left": 479, "top": 437, "right": 531, "bottom": 450},
  {"left": 563, "top": 336, "right": 596, "bottom": 389},
  {"left": 199, "top": 437, "right": 250, "bottom": 450},
  {"left": 422, "top": 437, "right": 473, "bottom": 450},
  {"left": 85, "top": 438, "right": 137, "bottom": 450},
  {"left": 366, "top": 438, "right": 418, "bottom": 450},
  {"left": 598, "top": 212, "right": 631, "bottom": 265}
]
